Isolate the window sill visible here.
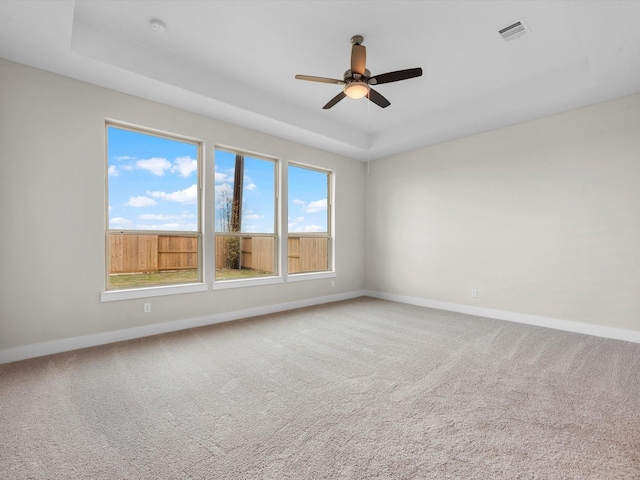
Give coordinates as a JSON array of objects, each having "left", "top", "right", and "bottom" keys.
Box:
[
  {"left": 286, "top": 271, "right": 336, "bottom": 282},
  {"left": 211, "top": 276, "right": 284, "bottom": 290},
  {"left": 100, "top": 282, "right": 209, "bottom": 302},
  {"left": 99, "top": 272, "right": 336, "bottom": 300}
]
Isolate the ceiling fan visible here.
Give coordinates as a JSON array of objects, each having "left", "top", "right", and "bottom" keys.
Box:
[{"left": 295, "top": 35, "right": 423, "bottom": 110}]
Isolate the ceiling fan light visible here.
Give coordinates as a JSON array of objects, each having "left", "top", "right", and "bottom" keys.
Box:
[{"left": 344, "top": 81, "right": 370, "bottom": 99}]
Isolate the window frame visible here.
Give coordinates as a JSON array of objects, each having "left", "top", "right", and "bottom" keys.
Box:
[
  {"left": 101, "top": 120, "right": 207, "bottom": 301},
  {"left": 100, "top": 124, "right": 337, "bottom": 302},
  {"left": 212, "top": 146, "right": 280, "bottom": 286},
  {"left": 286, "top": 161, "right": 335, "bottom": 278}
]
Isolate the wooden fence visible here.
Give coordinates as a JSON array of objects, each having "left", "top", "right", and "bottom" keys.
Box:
[
  {"left": 287, "top": 237, "right": 328, "bottom": 273},
  {"left": 109, "top": 233, "right": 328, "bottom": 274},
  {"left": 215, "top": 236, "right": 276, "bottom": 273},
  {"left": 109, "top": 234, "right": 199, "bottom": 274},
  {"left": 215, "top": 236, "right": 328, "bottom": 273}
]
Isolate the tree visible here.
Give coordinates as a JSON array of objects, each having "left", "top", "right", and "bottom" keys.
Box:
[{"left": 216, "top": 154, "right": 244, "bottom": 270}]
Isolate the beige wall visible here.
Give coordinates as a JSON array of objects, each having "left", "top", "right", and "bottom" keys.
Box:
[
  {"left": 0, "top": 59, "right": 366, "bottom": 352},
  {"left": 3, "top": 55, "right": 640, "bottom": 356},
  {"left": 365, "top": 93, "right": 640, "bottom": 332}
]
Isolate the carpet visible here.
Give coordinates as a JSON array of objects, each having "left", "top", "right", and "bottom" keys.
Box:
[{"left": 1, "top": 297, "right": 639, "bottom": 479}]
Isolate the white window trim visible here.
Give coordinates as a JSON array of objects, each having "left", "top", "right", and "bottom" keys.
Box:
[
  {"left": 211, "top": 276, "right": 284, "bottom": 290},
  {"left": 286, "top": 161, "right": 335, "bottom": 276},
  {"left": 212, "top": 147, "right": 280, "bottom": 287},
  {"left": 101, "top": 134, "right": 337, "bottom": 300},
  {"left": 285, "top": 271, "right": 336, "bottom": 282},
  {"left": 104, "top": 120, "right": 205, "bottom": 298},
  {"left": 100, "top": 282, "right": 209, "bottom": 302}
]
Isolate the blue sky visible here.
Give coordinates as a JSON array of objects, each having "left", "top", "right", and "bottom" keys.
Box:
[
  {"left": 108, "top": 126, "right": 328, "bottom": 233},
  {"left": 108, "top": 126, "right": 199, "bottom": 231},
  {"left": 215, "top": 150, "right": 328, "bottom": 233},
  {"left": 287, "top": 165, "right": 329, "bottom": 233},
  {"left": 214, "top": 150, "right": 275, "bottom": 233}
]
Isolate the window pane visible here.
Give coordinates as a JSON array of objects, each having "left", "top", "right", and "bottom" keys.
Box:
[
  {"left": 288, "top": 166, "right": 328, "bottom": 234},
  {"left": 215, "top": 235, "right": 276, "bottom": 280},
  {"left": 108, "top": 127, "right": 199, "bottom": 232},
  {"left": 107, "top": 125, "right": 200, "bottom": 289},
  {"left": 214, "top": 149, "right": 276, "bottom": 281},
  {"left": 108, "top": 233, "right": 199, "bottom": 288},
  {"left": 288, "top": 236, "right": 329, "bottom": 273},
  {"left": 288, "top": 165, "right": 330, "bottom": 274},
  {"left": 214, "top": 150, "right": 275, "bottom": 234}
]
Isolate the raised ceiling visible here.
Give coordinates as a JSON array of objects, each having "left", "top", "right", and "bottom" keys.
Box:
[{"left": 2, "top": 1, "right": 640, "bottom": 161}]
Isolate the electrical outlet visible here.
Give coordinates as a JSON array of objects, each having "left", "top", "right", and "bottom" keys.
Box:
[
  {"left": 471, "top": 289, "right": 477, "bottom": 298},
  {"left": 144, "top": 303, "right": 151, "bottom": 313}
]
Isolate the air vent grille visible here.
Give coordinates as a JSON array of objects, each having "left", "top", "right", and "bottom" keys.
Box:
[{"left": 499, "top": 19, "right": 530, "bottom": 41}]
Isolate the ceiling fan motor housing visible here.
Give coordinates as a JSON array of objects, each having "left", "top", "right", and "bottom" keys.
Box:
[
  {"left": 295, "top": 34, "right": 423, "bottom": 109},
  {"left": 344, "top": 69, "right": 371, "bottom": 81}
]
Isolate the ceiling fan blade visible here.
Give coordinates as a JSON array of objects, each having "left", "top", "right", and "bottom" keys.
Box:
[
  {"left": 367, "top": 88, "right": 390, "bottom": 108},
  {"left": 323, "top": 92, "right": 347, "bottom": 109},
  {"left": 295, "top": 75, "right": 345, "bottom": 85},
  {"left": 369, "top": 68, "right": 423, "bottom": 85},
  {"left": 351, "top": 44, "right": 366, "bottom": 76}
]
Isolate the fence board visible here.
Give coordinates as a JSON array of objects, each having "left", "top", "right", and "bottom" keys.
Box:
[
  {"left": 109, "top": 234, "right": 194, "bottom": 274},
  {"left": 158, "top": 235, "right": 198, "bottom": 270},
  {"left": 288, "top": 237, "right": 301, "bottom": 273},
  {"left": 291, "top": 237, "right": 328, "bottom": 273},
  {"left": 249, "top": 236, "right": 275, "bottom": 273},
  {"left": 110, "top": 233, "right": 327, "bottom": 275}
]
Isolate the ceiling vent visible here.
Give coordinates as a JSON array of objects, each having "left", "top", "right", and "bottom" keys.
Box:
[{"left": 498, "top": 19, "right": 530, "bottom": 41}]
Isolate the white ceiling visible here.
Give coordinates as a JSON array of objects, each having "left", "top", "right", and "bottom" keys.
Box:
[{"left": 2, "top": 1, "right": 640, "bottom": 161}]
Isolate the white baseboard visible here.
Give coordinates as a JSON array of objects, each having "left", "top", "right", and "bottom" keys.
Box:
[
  {"left": 365, "top": 290, "right": 640, "bottom": 344},
  {"left": 5, "top": 289, "right": 637, "bottom": 365},
  {"left": 0, "top": 290, "right": 367, "bottom": 365}
]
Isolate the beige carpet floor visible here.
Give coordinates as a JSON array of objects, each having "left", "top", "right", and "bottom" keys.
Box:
[{"left": 1, "top": 297, "right": 640, "bottom": 479}]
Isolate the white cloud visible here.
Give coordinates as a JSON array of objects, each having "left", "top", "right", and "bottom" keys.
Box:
[
  {"left": 137, "top": 213, "right": 196, "bottom": 222},
  {"left": 305, "top": 199, "right": 327, "bottom": 213},
  {"left": 134, "top": 222, "right": 198, "bottom": 232},
  {"left": 245, "top": 183, "right": 257, "bottom": 191},
  {"left": 137, "top": 214, "right": 174, "bottom": 221},
  {"left": 115, "top": 155, "right": 136, "bottom": 161},
  {"left": 303, "top": 224, "right": 325, "bottom": 232},
  {"left": 137, "top": 157, "right": 172, "bottom": 176},
  {"left": 215, "top": 172, "right": 231, "bottom": 183},
  {"left": 108, "top": 165, "right": 118, "bottom": 176},
  {"left": 110, "top": 217, "right": 133, "bottom": 226},
  {"left": 148, "top": 184, "right": 198, "bottom": 204},
  {"left": 125, "top": 196, "right": 157, "bottom": 207},
  {"left": 288, "top": 216, "right": 304, "bottom": 231},
  {"left": 172, "top": 156, "right": 197, "bottom": 177},
  {"left": 292, "top": 199, "right": 327, "bottom": 213},
  {"left": 244, "top": 213, "right": 264, "bottom": 220},
  {"left": 289, "top": 224, "right": 325, "bottom": 233}
]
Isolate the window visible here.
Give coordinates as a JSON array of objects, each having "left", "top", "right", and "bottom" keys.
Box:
[
  {"left": 106, "top": 123, "right": 202, "bottom": 290},
  {"left": 214, "top": 148, "right": 277, "bottom": 281},
  {"left": 104, "top": 121, "right": 332, "bottom": 298},
  {"left": 288, "top": 164, "right": 332, "bottom": 274}
]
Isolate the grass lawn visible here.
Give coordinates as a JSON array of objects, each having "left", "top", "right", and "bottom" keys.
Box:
[
  {"left": 109, "top": 269, "right": 199, "bottom": 289},
  {"left": 109, "top": 268, "right": 273, "bottom": 288},
  {"left": 215, "top": 268, "right": 274, "bottom": 281}
]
